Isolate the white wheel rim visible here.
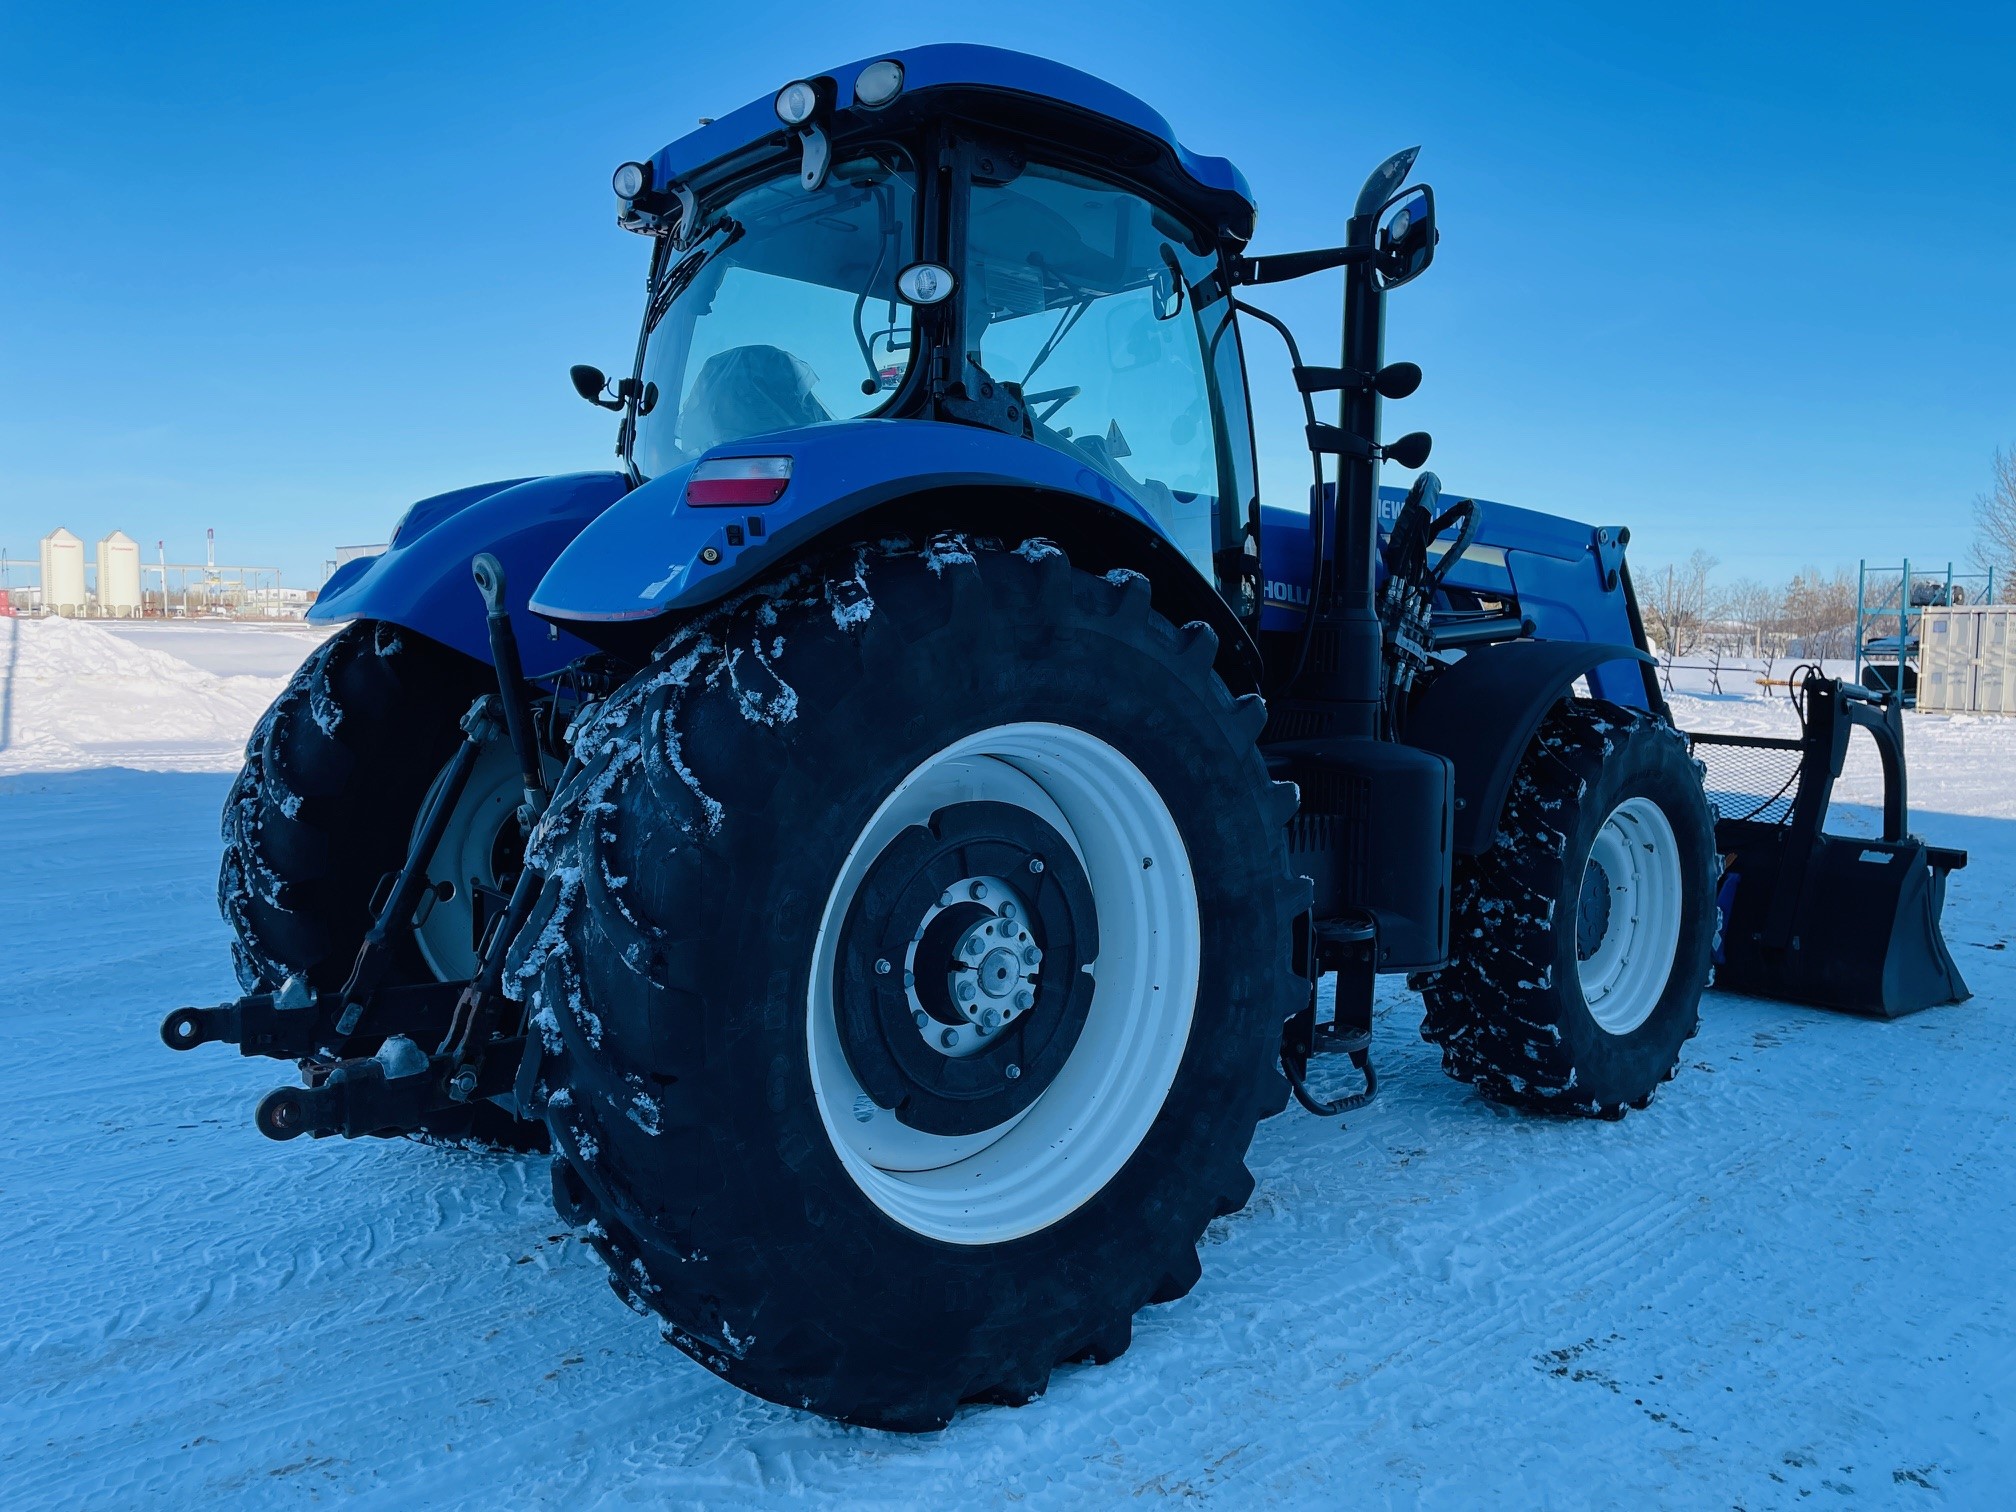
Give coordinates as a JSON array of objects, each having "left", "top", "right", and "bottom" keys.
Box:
[
  {"left": 412, "top": 739, "right": 551, "bottom": 982},
  {"left": 808, "top": 722, "right": 1199, "bottom": 1245},
  {"left": 1575, "top": 794, "right": 1684, "bottom": 1035}
]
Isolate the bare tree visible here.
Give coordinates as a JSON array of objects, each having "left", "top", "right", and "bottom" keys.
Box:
[
  {"left": 1641, "top": 550, "right": 1720, "bottom": 659},
  {"left": 1974, "top": 446, "right": 2016, "bottom": 602},
  {"left": 1718, "top": 577, "right": 1779, "bottom": 658},
  {"left": 1780, "top": 567, "right": 1857, "bottom": 659}
]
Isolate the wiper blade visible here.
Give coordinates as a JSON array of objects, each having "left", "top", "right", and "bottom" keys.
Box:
[{"left": 645, "top": 219, "right": 743, "bottom": 335}]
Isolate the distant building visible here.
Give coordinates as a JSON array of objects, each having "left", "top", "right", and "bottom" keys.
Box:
[
  {"left": 40, "top": 528, "right": 86, "bottom": 616},
  {"left": 95, "top": 530, "right": 143, "bottom": 617},
  {"left": 241, "top": 587, "right": 316, "bottom": 620}
]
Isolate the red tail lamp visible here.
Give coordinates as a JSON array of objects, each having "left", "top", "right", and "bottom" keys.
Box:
[{"left": 686, "top": 456, "right": 792, "bottom": 507}]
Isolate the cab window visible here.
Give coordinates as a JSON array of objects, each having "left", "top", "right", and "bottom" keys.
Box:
[{"left": 964, "top": 163, "right": 1237, "bottom": 577}]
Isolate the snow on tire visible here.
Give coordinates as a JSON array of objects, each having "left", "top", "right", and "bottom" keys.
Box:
[
  {"left": 511, "top": 536, "right": 1306, "bottom": 1430},
  {"left": 1418, "top": 699, "right": 1715, "bottom": 1117}
]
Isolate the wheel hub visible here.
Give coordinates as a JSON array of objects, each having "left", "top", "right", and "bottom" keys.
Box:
[
  {"left": 835, "top": 801, "right": 1098, "bottom": 1136},
  {"left": 1576, "top": 858, "right": 1613, "bottom": 962},
  {"left": 901, "top": 877, "right": 1044, "bottom": 1057},
  {"left": 1576, "top": 794, "right": 1685, "bottom": 1035}
]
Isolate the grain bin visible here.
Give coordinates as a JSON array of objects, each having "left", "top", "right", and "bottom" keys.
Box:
[
  {"left": 96, "top": 530, "right": 143, "bottom": 617},
  {"left": 39, "top": 528, "right": 86, "bottom": 616}
]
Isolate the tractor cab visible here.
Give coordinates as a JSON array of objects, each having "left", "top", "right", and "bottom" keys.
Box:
[{"left": 578, "top": 47, "right": 1262, "bottom": 597}]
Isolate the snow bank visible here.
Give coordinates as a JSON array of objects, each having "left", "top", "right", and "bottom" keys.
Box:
[{"left": 0, "top": 615, "right": 309, "bottom": 775}]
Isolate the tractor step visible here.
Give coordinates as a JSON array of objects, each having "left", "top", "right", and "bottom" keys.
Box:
[{"left": 1281, "top": 913, "right": 1381, "bottom": 1117}]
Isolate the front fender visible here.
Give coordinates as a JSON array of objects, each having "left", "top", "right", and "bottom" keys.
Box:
[
  {"left": 1404, "top": 638, "right": 1655, "bottom": 854},
  {"left": 530, "top": 419, "right": 1174, "bottom": 623},
  {"left": 310, "top": 472, "right": 629, "bottom": 677}
]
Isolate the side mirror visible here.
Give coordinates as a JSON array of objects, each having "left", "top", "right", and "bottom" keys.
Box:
[
  {"left": 570, "top": 364, "right": 624, "bottom": 412},
  {"left": 1375, "top": 186, "right": 1437, "bottom": 289}
]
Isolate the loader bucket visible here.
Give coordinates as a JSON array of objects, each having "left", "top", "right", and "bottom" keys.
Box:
[{"left": 1690, "top": 673, "right": 1970, "bottom": 1018}]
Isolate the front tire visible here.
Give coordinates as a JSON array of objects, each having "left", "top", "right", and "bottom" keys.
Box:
[
  {"left": 1418, "top": 699, "right": 1714, "bottom": 1116},
  {"left": 513, "top": 537, "right": 1303, "bottom": 1429}
]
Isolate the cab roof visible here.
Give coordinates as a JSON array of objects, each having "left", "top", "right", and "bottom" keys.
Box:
[{"left": 646, "top": 43, "right": 1258, "bottom": 243}]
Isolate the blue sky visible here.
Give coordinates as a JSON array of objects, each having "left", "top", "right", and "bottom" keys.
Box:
[{"left": 2, "top": 1, "right": 2011, "bottom": 592}]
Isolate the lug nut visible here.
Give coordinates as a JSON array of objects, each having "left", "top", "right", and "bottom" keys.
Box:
[
  {"left": 966, "top": 938, "right": 984, "bottom": 959},
  {"left": 940, "top": 1028, "right": 960, "bottom": 1049},
  {"left": 874, "top": 958, "right": 892, "bottom": 976},
  {"left": 956, "top": 979, "right": 978, "bottom": 1003},
  {"left": 1013, "top": 988, "right": 1034, "bottom": 1010},
  {"left": 1028, "top": 857, "right": 1045, "bottom": 874},
  {"left": 913, "top": 1010, "right": 929, "bottom": 1030},
  {"left": 1001, "top": 902, "right": 1017, "bottom": 920},
  {"left": 1022, "top": 945, "right": 1041, "bottom": 965},
  {"left": 981, "top": 1007, "right": 1002, "bottom": 1030},
  {"left": 970, "top": 881, "right": 988, "bottom": 901}
]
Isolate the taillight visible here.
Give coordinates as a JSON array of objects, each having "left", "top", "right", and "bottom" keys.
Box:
[{"left": 686, "top": 456, "right": 792, "bottom": 507}]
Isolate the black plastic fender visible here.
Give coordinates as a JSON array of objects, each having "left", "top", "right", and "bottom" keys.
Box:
[{"left": 1403, "top": 638, "right": 1655, "bottom": 854}]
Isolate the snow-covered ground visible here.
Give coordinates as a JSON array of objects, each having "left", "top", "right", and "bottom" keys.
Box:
[
  {"left": 2, "top": 622, "right": 2011, "bottom": 1507},
  {"left": 0, "top": 616, "right": 329, "bottom": 775}
]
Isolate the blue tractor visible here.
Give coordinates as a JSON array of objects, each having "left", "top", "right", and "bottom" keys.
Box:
[{"left": 161, "top": 45, "right": 1963, "bottom": 1428}]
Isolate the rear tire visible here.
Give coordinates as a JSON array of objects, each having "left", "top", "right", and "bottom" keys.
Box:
[
  {"left": 1418, "top": 699, "right": 1714, "bottom": 1116},
  {"left": 219, "top": 619, "right": 546, "bottom": 1153},
  {"left": 513, "top": 537, "right": 1304, "bottom": 1429}
]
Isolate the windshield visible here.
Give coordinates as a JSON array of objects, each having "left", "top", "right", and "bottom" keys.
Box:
[
  {"left": 630, "top": 151, "right": 918, "bottom": 481},
  {"left": 964, "top": 163, "right": 1248, "bottom": 577}
]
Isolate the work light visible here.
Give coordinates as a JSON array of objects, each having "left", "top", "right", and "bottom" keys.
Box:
[
  {"left": 896, "top": 262, "right": 955, "bottom": 305},
  {"left": 854, "top": 59, "right": 904, "bottom": 107},
  {"left": 775, "top": 80, "right": 819, "bottom": 126},
  {"left": 611, "top": 161, "right": 651, "bottom": 200}
]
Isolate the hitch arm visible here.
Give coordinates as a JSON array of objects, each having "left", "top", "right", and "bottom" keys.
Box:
[
  {"left": 255, "top": 1036, "right": 527, "bottom": 1141},
  {"left": 162, "top": 981, "right": 466, "bottom": 1060},
  {"left": 329, "top": 696, "right": 501, "bottom": 1037},
  {"left": 471, "top": 552, "right": 551, "bottom": 821}
]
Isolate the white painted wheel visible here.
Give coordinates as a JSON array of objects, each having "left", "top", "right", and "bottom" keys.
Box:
[
  {"left": 1575, "top": 794, "right": 1684, "bottom": 1035},
  {"left": 412, "top": 739, "right": 556, "bottom": 981},
  {"left": 808, "top": 722, "right": 1199, "bottom": 1245}
]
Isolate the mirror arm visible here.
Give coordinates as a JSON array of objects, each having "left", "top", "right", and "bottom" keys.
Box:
[
  {"left": 1297, "top": 360, "right": 1423, "bottom": 400},
  {"left": 1295, "top": 365, "right": 1375, "bottom": 394},
  {"left": 1232, "top": 245, "right": 1374, "bottom": 286}
]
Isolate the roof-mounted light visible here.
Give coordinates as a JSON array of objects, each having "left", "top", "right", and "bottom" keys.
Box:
[
  {"left": 611, "top": 161, "right": 651, "bottom": 201},
  {"left": 854, "top": 59, "right": 904, "bottom": 108},
  {"left": 687, "top": 456, "right": 793, "bottom": 507},
  {"left": 774, "top": 80, "right": 820, "bottom": 126}
]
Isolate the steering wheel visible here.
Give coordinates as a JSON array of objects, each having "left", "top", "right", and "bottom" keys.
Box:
[{"left": 1023, "top": 385, "right": 1082, "bottom": 425}]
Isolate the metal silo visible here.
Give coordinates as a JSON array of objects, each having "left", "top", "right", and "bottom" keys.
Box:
[
  {"left": 96, "top": 530, "right": 143, "bottom": 617},
  {"left": 39, "top": 527, "right": 86, "bottom": 616}
]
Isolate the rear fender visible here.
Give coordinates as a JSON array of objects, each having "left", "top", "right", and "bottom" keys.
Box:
[
  {"left": 309, "top": 472, "right": 629, "bottom": 678},
  {"left": 1404, "top": 638, "right": 1655, "bottom": 854},
  {"left": 528, "top": 419, "right": 1261, "bottom": 691}
]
